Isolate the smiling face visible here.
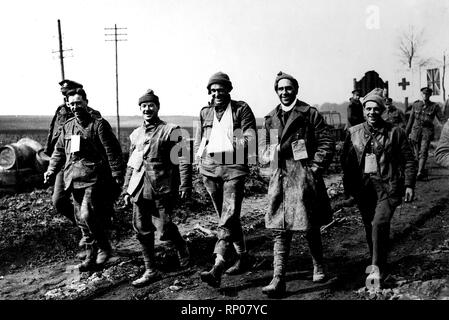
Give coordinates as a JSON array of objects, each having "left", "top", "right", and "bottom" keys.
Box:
[
  {"left": 140, "top": 102, "right": 159, "bottom": 124},
  {"left": 210, "top": 83, "right": 231, "bottom": 107},
  {"left": 276, "top": 79, "right": 297, "bottom": 106},
  {"left": 363, "top": 101, "right": 383, "bottom": 127},
  {"left": 67, "top": 94, "right": 88, "bottom": 119}
]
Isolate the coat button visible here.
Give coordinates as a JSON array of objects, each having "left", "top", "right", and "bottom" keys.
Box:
[{"left": 143, "top": 156, "right": 147, "bottom": 160}]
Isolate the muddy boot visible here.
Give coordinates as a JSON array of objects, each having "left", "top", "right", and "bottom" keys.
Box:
[
  {"left": 96, "top": 244, "right": 112, "bottom": 266},
  {"left": 177, "top": 244, "right": 191, "bottom": 268},
  {"left": 132, "top": 268, "right": 161, "bottom": 287},
  {"left": 312, "top": 264, "right": 326, "bottom": 283},
  {"left": 132, "top": 236, "right": 160, "bottom": 287},
  {"left": 225, "top": 253, "right": 250, "bottom": 275},
  {"left": 262, "top": 276, "right": 286, "bottom": 297},
  {"left": 262, "top": 232, "right": 290, "bottom": 297},
  {"left": 78, "top": 244, "right": 97, "bottom": 272},
  {"left": 200, "top": 260, "right": 225, "bottom": 288}
]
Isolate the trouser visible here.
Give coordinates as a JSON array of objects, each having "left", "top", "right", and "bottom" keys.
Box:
[
  {"left": 271, "top": 228, "right": 323, "bottom": 277},
  {"left": 132, "top": 195, "right": 186, "bottom": 255},
  {"left": 202, "top": 175, "right": 246, "bottom": 260},
  {"left": 357, "top": 183, "right": 398, "bottom": 270},
  {"left": 410, "top": 133, "right": 431, "bottom": 172},
  {"left": 52, "top": 170, "right": 75, "bottom": 223},
  {"left": 72, "top": 185, "right": 110, "bottom": 251}
]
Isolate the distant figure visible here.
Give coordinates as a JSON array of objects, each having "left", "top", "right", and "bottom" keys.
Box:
[
  {"left": 382, "top": 98, "right": 406, "bottom": 130},
  {"left": 44, "top": 88, "right": 124, "bottom": 271},
  {"left": 341, "top": 88, "right": 416, "bottom": 291},
  {"left": 341, "top": 88, "right": 364, "bottom": 206},
  {"left": 195, "top": 72, "right": 257, "bottom": 288},
  {"left": 122, "top": 89, "right": 192, "bottom": 287},
  {"left": 347, "top": 89, "right": 364, "bottom": 128},
  {"left": 259, "top": 71, "right": 335, "bottom": 297},
  {"left": 405, "top": 87, "right": 445, "bottom": 180}
]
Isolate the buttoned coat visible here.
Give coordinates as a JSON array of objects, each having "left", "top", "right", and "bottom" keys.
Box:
[
  {"left": 123, "top": 119, "right": 192, "bottom": 201},
  {"left": 405, "top": 100, "right": 444, "bottom": 141},
  {"left": 342, "top": 121, "right": 416, "bottom": 203},
  {"left": 193, "top": 100, "right": 257, "bottom": 180},
  {"left": 260, "top": 100, "right": 335, "bottom": 231},
  {"left": 48, "top": 112, "right": 124, "bottom": 190}
]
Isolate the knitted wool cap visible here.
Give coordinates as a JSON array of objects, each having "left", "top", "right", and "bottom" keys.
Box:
[
  {"left": 274, "top": 71, "right": 299, "bottom": 91},
  {"left": 207, "top": 72, "right": 233, "bottom": 93},
  {"left": 138, "top": 89, "right": 160, "bottom": 106},
  {"left": 361, "top": 88, "right": 385, "bottom": 109}
]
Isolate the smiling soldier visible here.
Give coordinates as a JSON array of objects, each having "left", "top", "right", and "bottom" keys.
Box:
[
  {"left": 44, "top": 88, "right": 124, "bottom": 271},
  {"left": 259, "top": 71, "right": 335, "bottom": 297},
  {"left": 342, "top": 88, "right": 417, "bottom": 290},
  {"left": 194, "top": 72, "right": 257, "bottom": 288},
  {"left": 122, "top": 89, "right": 192, "bottom": 287}
]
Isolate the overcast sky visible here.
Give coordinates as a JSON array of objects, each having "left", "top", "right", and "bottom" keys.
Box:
[{"left": 0, "top": 0, "right": 448, "bottom": 118}]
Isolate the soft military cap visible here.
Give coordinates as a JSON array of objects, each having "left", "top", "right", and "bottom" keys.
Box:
[
  {"left": 421, "top": 87, "right": 433, "bottom": 95},
  {"left": 59, "top": 79, "right": 83, "bottom": 95},
  {"left": 274, "top": 71, "right": 299, "bottom": 91},
  {"left": 207, "top": 72, "right": 233, "bottom": 93},
  {"left": 361, "top": 88, "right": 385, "bottom": 109}
]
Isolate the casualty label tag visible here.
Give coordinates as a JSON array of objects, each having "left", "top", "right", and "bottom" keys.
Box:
[
  {"left": 364, "top": 153, "right": 378, "bottom": 174},
  {"left": 70, "top": 135, "right": 81, "bottom": 153},
  {"left": 291, "top": 139, "right": 308, "bottom": 160}
]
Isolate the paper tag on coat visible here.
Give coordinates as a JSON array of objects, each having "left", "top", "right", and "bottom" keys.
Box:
[
  {"left": 364, "top": 153, "right": 378, "bottom": 174},
  {"left": 127, "top": 149, "right": 144, "bottom": 170},
  {"left": 269, "top": 144, "right": 278, "bottom": 161},
  {"left": 291, "top": 139, "right": 308, "bottom": 160},
  {"left": 70, "top": 135, "right": 81, "bottom": 153}
]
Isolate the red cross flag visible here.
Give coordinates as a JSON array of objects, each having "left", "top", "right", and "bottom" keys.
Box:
[{"left": 427, "top": 68, "right": 440, "bottom": 96}]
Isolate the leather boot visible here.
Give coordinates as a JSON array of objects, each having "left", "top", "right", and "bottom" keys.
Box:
[
  {"left": 78, "top": 244, "right": 97, "bottom": 272},
  {"left": 262, "top": 276, "right": 286, "bottom": 296},
  {"left": 132, "top": 235, "right": 160, "bottom": 287},
  {"left": 96, "top": 238, "right": 112, "bottom": 265},
  {"left": 177, "top": 244, "right": 191, "bottom": 268},
  {"left": 200, "top": 262, "right": 225, "bottom": 288},
  {"left": 313, "top": 264, "right": 326, "bottom": 283},
  {"left": 262, "top": 231, "right": 290, "bottom": 296},
  {"left": 132, "top": 269, "right": 161, "bottom": 287},
  {"left": 225, "top": 253, "right": 250, "bottom": 275}
]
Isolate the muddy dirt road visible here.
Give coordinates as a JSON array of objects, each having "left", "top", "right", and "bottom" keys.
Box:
[{"left": 1, "top": 157, "right": 449, "bottom": 301}]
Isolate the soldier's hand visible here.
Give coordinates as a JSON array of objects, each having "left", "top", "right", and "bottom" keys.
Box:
[
  {"left": 404, "top": 187, "right": 414, "bottom": 203},
  {"left": 43, "top": 171, "right": 54, "bottom": 185},
  {"left": 179, "top": 190, "right": 191, "bottom": 200},
  {"left": 123, "top": 194, "right": 131, "bottom": 207}
]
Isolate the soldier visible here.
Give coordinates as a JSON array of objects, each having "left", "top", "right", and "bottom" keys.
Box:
[
  {"left": 347, "top": 89, "right": 364, "bottom": 128},
  {"left": 259, "top": 71, "right": 335, "bottom": 296},
  {"left": 342, "top": 89, "right": 416, "bottom": 290},
  {"left": 341, "top": 89, "right": 364, "bottom": 206},
  {"left": 194, "top": 72, "right": 257, "bottom": 288},
  {"left": 122, "top": 89, "right": 192, "bottom": 287},
  {"left": 405, "top": 87, "right": 445, "bottom": 180},
  {"left": 382, "top": 98, "right": 406, "bottom": 130},
  {"left": 44, "top": 79, "right": 83, "bottom": 225},
  {"left": 44, "top": 88, "right": 124, "bottom": 271}
]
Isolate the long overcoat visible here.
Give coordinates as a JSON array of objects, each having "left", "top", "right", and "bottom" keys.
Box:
[{"left": 260, "top": 100, "right": 335, "bottom": 231}]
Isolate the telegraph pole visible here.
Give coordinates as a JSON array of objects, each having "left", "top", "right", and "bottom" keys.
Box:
[
  {"left": 58, "top": 20, "right": 65, "bottom": 81},
  {"left": 105, "top": 24, "right": 127, "bottom": 141}
]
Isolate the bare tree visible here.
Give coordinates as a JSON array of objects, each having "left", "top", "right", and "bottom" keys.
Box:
[{"left": 398, "top": 25, "right": 426, "bottom": 69}]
